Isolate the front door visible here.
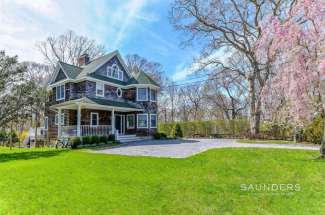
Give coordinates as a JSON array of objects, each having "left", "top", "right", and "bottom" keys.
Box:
[{"left": 115, "top": 115, "right": 125, "bottom": 134}]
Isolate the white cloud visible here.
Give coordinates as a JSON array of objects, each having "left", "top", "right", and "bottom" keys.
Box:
[
  {"left": 0, "top": 0, "right": 156, "bottom": 63},
  {"left": 172, "top": 48, "right": 231, "bottom": 81}
]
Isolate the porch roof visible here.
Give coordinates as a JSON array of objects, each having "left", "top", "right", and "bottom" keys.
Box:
[{"left": 50, "top": 97, "right": 143, "bottom": 112}]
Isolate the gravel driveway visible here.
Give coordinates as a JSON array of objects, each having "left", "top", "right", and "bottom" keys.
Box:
[{"left": 95, "top": 138, "right": 319, "bottom": 158}]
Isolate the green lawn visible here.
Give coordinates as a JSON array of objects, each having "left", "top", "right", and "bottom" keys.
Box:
[
  {"left": 0, "top": 147, "right": 324, "bottom": 215},
  {"left": 237, "top": 139, "right": 296, "bottom": 144}
]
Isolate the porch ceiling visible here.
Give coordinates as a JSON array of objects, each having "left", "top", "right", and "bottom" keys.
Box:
[{"left": 50, "top": 97, "right": 144, "bottom": 112}]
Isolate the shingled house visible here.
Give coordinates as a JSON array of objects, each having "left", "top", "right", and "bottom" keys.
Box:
[{"left": 45, "top": 50, "right": 159, "bottom": 142}]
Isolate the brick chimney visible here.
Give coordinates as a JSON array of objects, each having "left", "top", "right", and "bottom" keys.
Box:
[{"left": 78, "top": 53, "right": 90, "bottom": 67}]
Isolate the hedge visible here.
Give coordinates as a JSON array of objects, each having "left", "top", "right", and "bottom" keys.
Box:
[
  {"left": 159, "top": 119, "right": 296, "bottom": 140},
  {"left": 159, "top": 119, "right": 249, "bottom": 138}
]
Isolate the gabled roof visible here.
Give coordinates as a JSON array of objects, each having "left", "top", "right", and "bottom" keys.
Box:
[
  {"left": 59, "top": 62, "right": 82, "bottom": 79},
  {"left": 49, "top": 50, "right": 160, "bottom": 88},
  {"left": 76, "top": 51, "right": 117, "bottom": 79},
  {"left": 128, "top": 70, "right": 160, "bottom": 87}
]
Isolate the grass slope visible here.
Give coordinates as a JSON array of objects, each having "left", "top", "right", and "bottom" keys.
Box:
[{"left": 0, "top": 147, "right": 324, "bottom": 215}]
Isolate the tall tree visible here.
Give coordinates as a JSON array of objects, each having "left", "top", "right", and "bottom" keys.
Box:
[
  {"left": 37, "top": 30, "right": 105, "bottom": 66},
  {"left": 170, "top": 0, "right": 293, "bottom": 136},
  {"left": 0, "top": 51, "right": 33, "bottom": 126},
  {"left": 257, "top": 0, "right": 325, "bottom": 157}
]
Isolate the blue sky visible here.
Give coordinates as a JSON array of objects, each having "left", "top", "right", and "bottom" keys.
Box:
[{"left": 0, "top": 0, "right": 202, "bottom": 82}]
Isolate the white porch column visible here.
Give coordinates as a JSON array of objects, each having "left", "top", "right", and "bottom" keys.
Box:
[
  {"left": 57, "top": 108, "right": 62, "bottom": 139},
  {"left": 77, "top": 105, "right": 81, "bottom": 136},
  {"left": 111, "top": 108, "right": 115, "bottom": 134}
]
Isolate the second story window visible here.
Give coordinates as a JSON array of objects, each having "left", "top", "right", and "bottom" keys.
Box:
[
  {"left": 56, "top": 84, "right": 65, "bottom": 101},
  {"left": 96, "top": 82, "right": 104, "bottom": 97},
  {"left": 137, "top": 88, "right": 148, "bottom": 101},
  {"left": 106, "top": 64, "right": 123, "bottom": 81},
  {"left": 150, "top": 89, "right": 157, "bottom": 102}
]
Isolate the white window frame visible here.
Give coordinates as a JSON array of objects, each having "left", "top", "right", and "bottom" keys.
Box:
[
  {"left": 150, "top": 114, "right": 157, "bottom": 128},
  {"left": 106, "top": 63, "right": 123, "bottom": 81},
  {"left": 90, "top": 112, "right": 99, "bottom": 126},
  {"left": 150, "top": 89, "right": 157, "bottom": 102},
  {"left": 137, "top": 88, "right": 148, "bottom": 101},
  {"left": 56, "top": 84, "right": 65, "bottom": 101},
  {"left": 44, "top": 116, "right": 48, "bottom": 130},
  {"left": 55, "top": 113, "right": 65, "bottom": 126},
  {"left": 116, "top": 88, "right": 122, "bottom": 98},
  {"left": 137, "top": 114, "right": 148, "bottom": 128},
  {"left": 127, "top": 114, "right": 135, "bottom": 129},
  {"left": 96, "top": 82, "right": 104, "bottom": 97}
]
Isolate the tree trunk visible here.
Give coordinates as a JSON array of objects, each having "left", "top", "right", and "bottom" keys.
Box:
[
  {"left": 248, "top": 76, "right": 261, "bottom": 138},
  {"left": 320, "top": 115, "right": 325, "bottom": 159},
  {"left": 34, "top": 112, "right": 38, "bottom": 147},
  {"left": 9, "top": 122, "right": 13, "bottom": 150}
]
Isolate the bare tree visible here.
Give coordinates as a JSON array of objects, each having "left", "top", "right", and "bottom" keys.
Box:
[
  {"left": 163, "top": 81, "right": 178, "bottom": 123},
  {"left": 125, "top": 54, "right": 165, "bottom": 88},
  {"left": 170, "top": 0, "right": 292, "bottom": 136},
  {"left": 37, "top": 30, "right": 105, "bottom": 66},
  {"left": 180, "top": 84, "right": 206, "bottom": 121},
  {"left": 205, "top": 70, "right": 248, "bottom": 120}
]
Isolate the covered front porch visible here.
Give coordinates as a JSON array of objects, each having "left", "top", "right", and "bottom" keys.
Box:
[{"left": 50, "top": 97, "right": 143, "bottom": 139}]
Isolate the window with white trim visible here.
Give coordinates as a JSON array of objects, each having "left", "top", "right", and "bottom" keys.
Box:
[
  {"left": 96, "top": 82, "right": 104, "bottom": 97},
  {"left": 56, "top": 84, "right": 65, "bottom": 101},
  {"left": 137, "top": 88, "right": 148, "bottom": 101},
  {"left": 106, "top": 64, "right": 123, "bottom": 81},
  {"left": 44, "top": 117, "right": 48, "bottom": 130},
  {"left": 116, "top": 88, "right": 122, "bottom": 97},
  {"left": 137, "top": 114, "right": 148, "bottom": 128},
  {"left": 55, "top": 113, "right": 65, "bottom": 126},
  {"left": 90, "top": 112, "right": 99, "bottom": 126},
  {"left": 150, "top": 89, "right": 157, "bottom": 102},
  {"left": 150, "top": 114, "right": 157, "bottom": 128},
  {"left": 127, "top": 114, "right": 135, "bottom": 129}
]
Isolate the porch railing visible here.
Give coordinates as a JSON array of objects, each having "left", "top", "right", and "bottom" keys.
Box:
[
  {"left": 61, "top": 126, "right": 77, "bottom": 137},
  {"left": 61, "top": 125, "right": 112, "bottom": 137},
  {"left": 81, "top": 125, "right": 112, "bottom": 136}
]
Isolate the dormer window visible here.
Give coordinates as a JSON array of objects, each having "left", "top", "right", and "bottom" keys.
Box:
[{"left": 106, "top": 64, "right": 123, "bottom": 81}]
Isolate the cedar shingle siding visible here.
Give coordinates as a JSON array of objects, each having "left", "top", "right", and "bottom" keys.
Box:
[
  {"left": 47, "top": 51, "right": 159, "bottom": 138},
  {"left": 54, "top": 69, "right": 67, "bottom": 83}
]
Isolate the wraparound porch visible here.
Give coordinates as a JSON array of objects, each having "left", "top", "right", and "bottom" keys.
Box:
[{"left": 50, "top": 97, "right": 143, "bottom": 139}]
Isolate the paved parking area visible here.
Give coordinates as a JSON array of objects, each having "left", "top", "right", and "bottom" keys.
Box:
[{"left": 94, "top": 139, "right": 319, "bottom": 158}]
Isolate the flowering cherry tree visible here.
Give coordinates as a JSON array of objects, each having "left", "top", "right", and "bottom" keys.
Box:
[{"left": 258, "top": 0, "right": 325, "bottom": 157}]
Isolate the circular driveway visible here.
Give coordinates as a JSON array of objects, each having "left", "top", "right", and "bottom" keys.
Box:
[{"left": 95, "top": 138, "right": 319, "bottom": 158}]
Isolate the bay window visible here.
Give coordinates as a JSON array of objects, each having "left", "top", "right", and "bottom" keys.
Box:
[
  {"left": 150, "top": 89, "right": 157, "bottom": 102},
  {"left": 96, "top": 82, "right": 104, "bottom": 97},
  {"left": 137, "top": 88, "right": 148, "bottom": 101},
  {"left": 56, "top": 84, "right": 65, "bottom": 101}
]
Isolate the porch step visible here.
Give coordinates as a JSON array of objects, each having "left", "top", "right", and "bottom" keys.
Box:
[{"left": 118, "top": 135, "right": 152, "bottom": 143}]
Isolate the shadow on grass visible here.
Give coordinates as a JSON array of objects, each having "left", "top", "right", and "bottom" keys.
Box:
[
  {"left": 0, "top": 150, "right": 67, "bottom": 163},
  {"left": 106, "top": 139, "right": 200, "bottom": 150}
]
